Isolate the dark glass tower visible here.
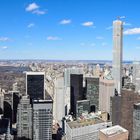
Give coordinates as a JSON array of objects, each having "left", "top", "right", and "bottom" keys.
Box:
[
  {"left": 26, "top": 72, "right": 45, "bottom": 100},
  {"left": 70, "top": 74, "right": 83, "bottom": 118},
  {"left": 86, "top": 77, "right": 99, "bottom": 112}
]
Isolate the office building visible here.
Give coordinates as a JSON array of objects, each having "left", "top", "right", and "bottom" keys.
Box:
[
  {"left": 4, "top": 91, "right": 20, "bottom": 124},
  {"left": 133, "top": 103, "right": 140, "bottom": 140},
  {"left": 99, "top": 125, "right": 128, "bottom": 140},
  {"left": 76, "top": 100, "right": 90, "bottom": 117},
  {"left": 26, "top": 72, "right": 45, "bottom": 100},
  {"left": 86, "top": 77, "right": 99, "bottom": 112},
  {"left": 66, "top": 117, "right": 112, "bottom": 140},
  {"left": 33, "top": 100, "right": 53, "bottom": 140},
  {"left": 53, "top": 76, "right": 65, "bottom": 124},
  {"left": 17, "top": 96, "right": 32, "bottom": 139},
  {"left": 110, "top": 94, "right": 121, "bottom": 125},
  {"left": 70, "top": 74, "right": 83, "bottom": 118},
  {"left": 64, "top": 68, "right": 83, "bottom": 115},
  {"left": 112, "top": 19, "right": 123, "bottom": 94},
  {"left": 132, "top": 62, "right": 140, "bottom": 92},
  {"left": 64, "top": 68, "right": 83, "bottom": 87},
  {"left": 121, "top": 89, "right": 140, "bottom": 140},
  {"left": 0, "top": 118, "right": 12, "bottom": 140},
  {"left": 93, "top": 64, "right": 101, "bottom": 77},
  {"left": 11, "top": 91, "right": 20, "bottom": 124},
  {"left": 99, "top": 78, "right": 114, "bottom": 115},
  {"left": 0, "top": 89, "right": 4, "bottom": 114},
  {"left": 111, "top": 89, "right": 140, "bottom": 140}
]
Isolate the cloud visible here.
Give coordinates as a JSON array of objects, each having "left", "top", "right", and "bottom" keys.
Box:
[
  {"left": 136, "top": 46, "right": 140, "bottom": 49},
  {"left": 0, "top": 37, "right": 10, "bottom": 42},
  {"left": 1, "top": 46, "right": 8, "bottom": 49},
  {"left": 106, "top": 26, "right": 112, "bottom": 30},
  {"left": 80, "top": 43, "right": 96, "bottom": 47},
  {"left": 32, "top": 10, "right": 46, "bottom": 15},
  {"left": 27, "top": 23, "right": 35, "bottom": 28},
  {"left": 123, "top": 22, "right": 131, "bottom": 26},
  {"left": 96, "top": 36, "right": 104, "bottom": 40},
  {"left": 101, "top": 42, "right": 107, "bottom": 46},
  {"left": 26, "top": 3, "right": 46, "bottom": 15},
  {"left": 91, "top": 43, "right": 96, "bottom": 46},
  {"left": 82, "top": 21, "right": 94, "bottom": 27},
  {"left": 47, "top": 36, "right": 62, "bottom": 41},
  {"left": 120, "top": 16, "right": 126, "bottom": 19},
  {"left": 80, "top": 43, "right": 85, "bottom": 46},
  {"left": 26, "top": 3, "right": 39, "bottom": 11},
  {"left": 60, "top": 19, "right": 71, "bottom": 25},
  {"left": 124, "top": 28, "right": 140, "bottom": 35}
]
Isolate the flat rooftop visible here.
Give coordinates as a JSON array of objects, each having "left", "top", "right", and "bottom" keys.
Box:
[
  {"left": 100, "top": 125, "right": 128, "bottom": 136},
  {"left": 26, "top": 71, "right": 45, "bottom": 75},
  {"left": 67, "top": 117, "right": 104, "bottom": 129}
]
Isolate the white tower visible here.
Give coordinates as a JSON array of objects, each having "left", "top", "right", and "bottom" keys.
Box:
[{"left": 113, "top": 19, "right": 123, "bottom": 94}]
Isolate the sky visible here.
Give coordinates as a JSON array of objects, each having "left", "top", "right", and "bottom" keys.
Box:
[{"left": 0, "top": 0, "right": 140, "bottom": 60}]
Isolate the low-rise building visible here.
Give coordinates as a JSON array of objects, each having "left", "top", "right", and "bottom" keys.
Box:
[
  {"left": 65, "top": 116, "right": 112, "bottom": 140},
  {"left": 99, "top": 125, "right": 128, "bottom": 140}
]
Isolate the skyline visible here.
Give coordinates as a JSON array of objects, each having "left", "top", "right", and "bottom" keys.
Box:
[{"left": 0, "top": 0, "right": 140, "bottom": 60}]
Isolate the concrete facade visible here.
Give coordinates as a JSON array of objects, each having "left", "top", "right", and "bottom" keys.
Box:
[
  {"left": 99, "top": 78, "right": 114, "bottom": 114},
  {"left": 53, "top": 76, "right": 65, "bottom": 124},
  {"left": 111, "top": 89, "right": 140, "bottom": 140},
  {"left": 112, "top": 20, "right": 123, "bottom": 94},
  {"left": 65, "top": 118, "right": 112, "bottom": 140},
  {"left": 33, "top": 100, "right": 53, "bottom": 140},
  {"left": 17, "top": 96, "right": 32, "bottom": 139},
  {"left": 133, "top": 103, "right": 140, "bottom": 140}
]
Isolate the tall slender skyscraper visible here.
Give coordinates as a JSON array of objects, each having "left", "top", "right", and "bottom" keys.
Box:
[{"left": 113, "top": 19, "right": 123, "bottom": 94}]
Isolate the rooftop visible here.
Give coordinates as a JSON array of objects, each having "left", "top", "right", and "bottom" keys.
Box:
[
  {"left": 67, "top": 117, "right": 104, "bottom": 129},
  {"left": 100, "top": 125, "right": 128, "bottom": 136},
  {"left": 26, "top": 71, "right": 45, "bottom": 75}
]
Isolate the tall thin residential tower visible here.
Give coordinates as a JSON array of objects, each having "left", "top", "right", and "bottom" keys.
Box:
[{"left": 113, "top": 19, "right": 123, "bottom": 94}]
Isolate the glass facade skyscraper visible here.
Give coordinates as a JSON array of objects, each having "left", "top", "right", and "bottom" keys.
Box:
[
  {"left": 86, "top": 77, "right": 99, "bottom": 112},
  {"left": 26, "top": 72, "right": 45, "bottom": 100},
  {"left": 70, "top": 74, "right": 83, "bottom": 118}
]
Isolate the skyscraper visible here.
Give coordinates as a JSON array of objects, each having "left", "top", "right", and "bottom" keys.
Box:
[
  {"left": 26, "top": 72, "right": 45, "bottom": 100},
  {"left": 86, "top": 77, "right": 99, "bottom": 112},
  {"left": 70, "top": 74, "right": 83, "bottom": 118},
  {"left": 4, "top": 91, "right": 20, "bottom": 126},
  {"left": 17, "top": 96, "right": 32, "bottom": 139},
  {"left": 133, "top": 103, "right": 140, "bottom": 140},
  {"left": 132, "top": 61, "right": 140, "bottom": 92},
  {"left": 33, "top": 100, "right": 53, "bottom": 140},
  {"left": 0, "top": 88, "right": 4, "bottom": 114},
  {"left": 111, "top": 89, "right": 140, "bottom": 140},
  {"left": 113, "top": 19, "right": 123, "bottom": 94},
  {"left": 64, "top": 68, "right": 83, "bottom": 87},
  {"left": 99, "top": 78, "right": 114, "bottom": 115},
  {"left": 53, "top": 76, "right": 65, "bottom": 125}
]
